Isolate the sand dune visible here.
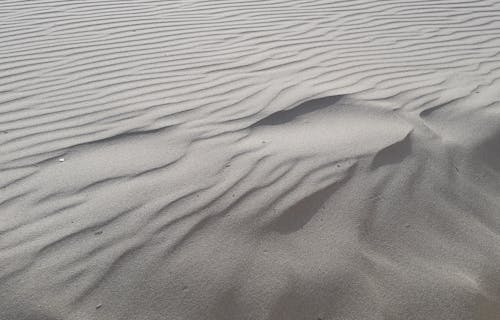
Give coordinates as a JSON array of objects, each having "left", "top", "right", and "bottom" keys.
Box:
[{"left": 1, "top": 0, "right": 500, "bottom": 319}]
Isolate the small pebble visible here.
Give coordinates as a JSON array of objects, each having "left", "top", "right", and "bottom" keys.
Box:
[
  {"left": 96, "top": 304, "right": 102, "bottom": 310},
  {"left": 59, "top": 158, "right": 65, "bottom": 162}
]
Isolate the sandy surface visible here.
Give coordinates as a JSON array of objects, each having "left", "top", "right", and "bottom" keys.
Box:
[{"left": 1, "top": 1, "right": 500, "bottom": 319}]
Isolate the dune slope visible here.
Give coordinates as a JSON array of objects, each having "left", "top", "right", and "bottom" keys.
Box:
[{"left": 1, "top": 1, "right": 500, "bottom": 319}]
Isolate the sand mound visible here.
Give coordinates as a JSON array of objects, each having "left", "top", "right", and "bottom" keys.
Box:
[{"left": 1, "top": 1, "right": 500, "bottom": 319}]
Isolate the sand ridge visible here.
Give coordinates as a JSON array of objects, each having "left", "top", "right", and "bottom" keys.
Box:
[{"left": 1, "top": 0, "right": 500, "bottom": 319}]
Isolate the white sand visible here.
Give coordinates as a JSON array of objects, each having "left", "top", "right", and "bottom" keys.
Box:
[{"left": 1, "top": 1, "right": 500, "bottom": 319}]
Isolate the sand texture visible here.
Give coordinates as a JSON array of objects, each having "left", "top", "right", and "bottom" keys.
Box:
[{"left": 1, "top": 1, "right": 500, "bottom": 319}]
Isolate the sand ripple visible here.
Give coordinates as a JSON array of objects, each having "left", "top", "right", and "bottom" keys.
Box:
[{"left": 1, "top": 1, "right": 500, "bottom": 319}]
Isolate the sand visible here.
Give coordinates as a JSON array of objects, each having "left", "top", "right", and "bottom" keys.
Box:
[{"left": 1, "top": 0, "right": 500, "bottom": 319}]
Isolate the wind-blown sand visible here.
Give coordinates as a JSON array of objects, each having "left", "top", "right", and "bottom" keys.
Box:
[{"left": 1, "top": 1, "right": 500, "bottom": 319}]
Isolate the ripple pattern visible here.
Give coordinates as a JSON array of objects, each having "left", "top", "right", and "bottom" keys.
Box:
[{"left": 1, "top": 1, "right": 500, "bottom": 319}]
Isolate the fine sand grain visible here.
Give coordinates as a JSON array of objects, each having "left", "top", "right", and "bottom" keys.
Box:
[{"left": 1, "top": 1, "right": 500, "bottom": 319}]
